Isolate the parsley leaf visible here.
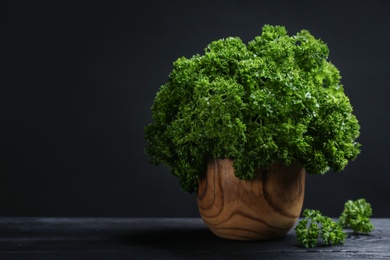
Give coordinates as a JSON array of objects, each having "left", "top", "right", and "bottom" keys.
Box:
[
  {"left": 295, "top": 209, "right": 346, "bottom": 248},
  {"left": 339, "top": 198, "right": 375, "bottom": 234}
]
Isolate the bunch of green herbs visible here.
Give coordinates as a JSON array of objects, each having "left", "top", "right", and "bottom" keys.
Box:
[{"left": 145, "top": 25, "right": 360, "bottom": 192}]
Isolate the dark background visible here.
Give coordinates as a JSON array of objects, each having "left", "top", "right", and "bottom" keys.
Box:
[{"left": 2, "top": 0, "right": 389, "bottom": 218}]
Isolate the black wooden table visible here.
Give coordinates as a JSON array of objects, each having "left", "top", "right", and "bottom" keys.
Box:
[{"left": 0, "top": 218, "right": 389, "bottom": 259}]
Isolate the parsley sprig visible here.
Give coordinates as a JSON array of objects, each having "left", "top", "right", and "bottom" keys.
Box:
[
  {"left": 295, "top": 199, "right": 374, "bottom": 248},
  {"left": 295, "top": 209, "right": 346, "bottom": 248},
  {"left": 339, "top": 198, "right": 375, "bottom": 234}
]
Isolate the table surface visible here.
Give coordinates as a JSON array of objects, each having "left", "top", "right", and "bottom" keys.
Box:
[{"left": 0, "top": 217, "right": 389, "bottom": 259}]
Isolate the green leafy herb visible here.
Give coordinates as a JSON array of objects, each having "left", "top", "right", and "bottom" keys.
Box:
[
  {"left": 145, "top": 24, "right": 361, "bottom": 193},
  {"left": 295, "top": 209, "right": 346, "bottom": 248},
  {"left": 339, "top": 198, "right": 374, "bottom": 234},
  {"left": 294, "top": 210, "right": 321, "bottom": 248},
  {"left": 320, "top": 215, "right": 347, "bottom": 246}
]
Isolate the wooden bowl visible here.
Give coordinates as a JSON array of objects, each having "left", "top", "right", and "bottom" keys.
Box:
[{"left": 197, "top": 158, "right": 305, "bottom": 241}]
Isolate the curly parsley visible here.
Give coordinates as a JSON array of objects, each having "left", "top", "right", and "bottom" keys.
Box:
[
  {"left": 145, "top": 24, "right": 361, "bottom": 192},
  {"left": 295, "top": 209, "right": 346, "bottom": 248},
  {"left": 296, "top": 199, "right": 374, "bottom": 247},
  {"left": 339, "top": 198, "right": 374, "bottom": 234}
]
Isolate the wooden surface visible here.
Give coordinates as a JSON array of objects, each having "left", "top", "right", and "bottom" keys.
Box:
[
  {"left": 0, "top": 218, "right": 389, "bottom": 259},
  {"left": 197, "top": 158, "right": 305, "bottom": 240}
]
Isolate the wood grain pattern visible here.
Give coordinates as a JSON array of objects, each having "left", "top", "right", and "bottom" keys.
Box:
[
  {"left": 197, "top": 158, "right": 305, "bottom": 241},
  {"left": 1, "top": 218, "right": 389, "bottom": 259}
]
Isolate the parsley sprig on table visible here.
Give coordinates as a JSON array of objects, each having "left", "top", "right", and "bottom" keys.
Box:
[
  {"left": 145, "top": 24, "right": 361, "bottom": 193},
  {"left": 296, "top": 199, "right": 374, "bottom": 248},
  {"left": 339, "top": 198, "right": 375, "bottom": 234},
  {"left": 295, "top": 209, "right": 346, "bottom": 248}
]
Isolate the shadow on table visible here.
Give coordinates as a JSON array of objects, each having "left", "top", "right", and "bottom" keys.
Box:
[{"left": 112, "top": 226, "right": 298, "bottom": 258}]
